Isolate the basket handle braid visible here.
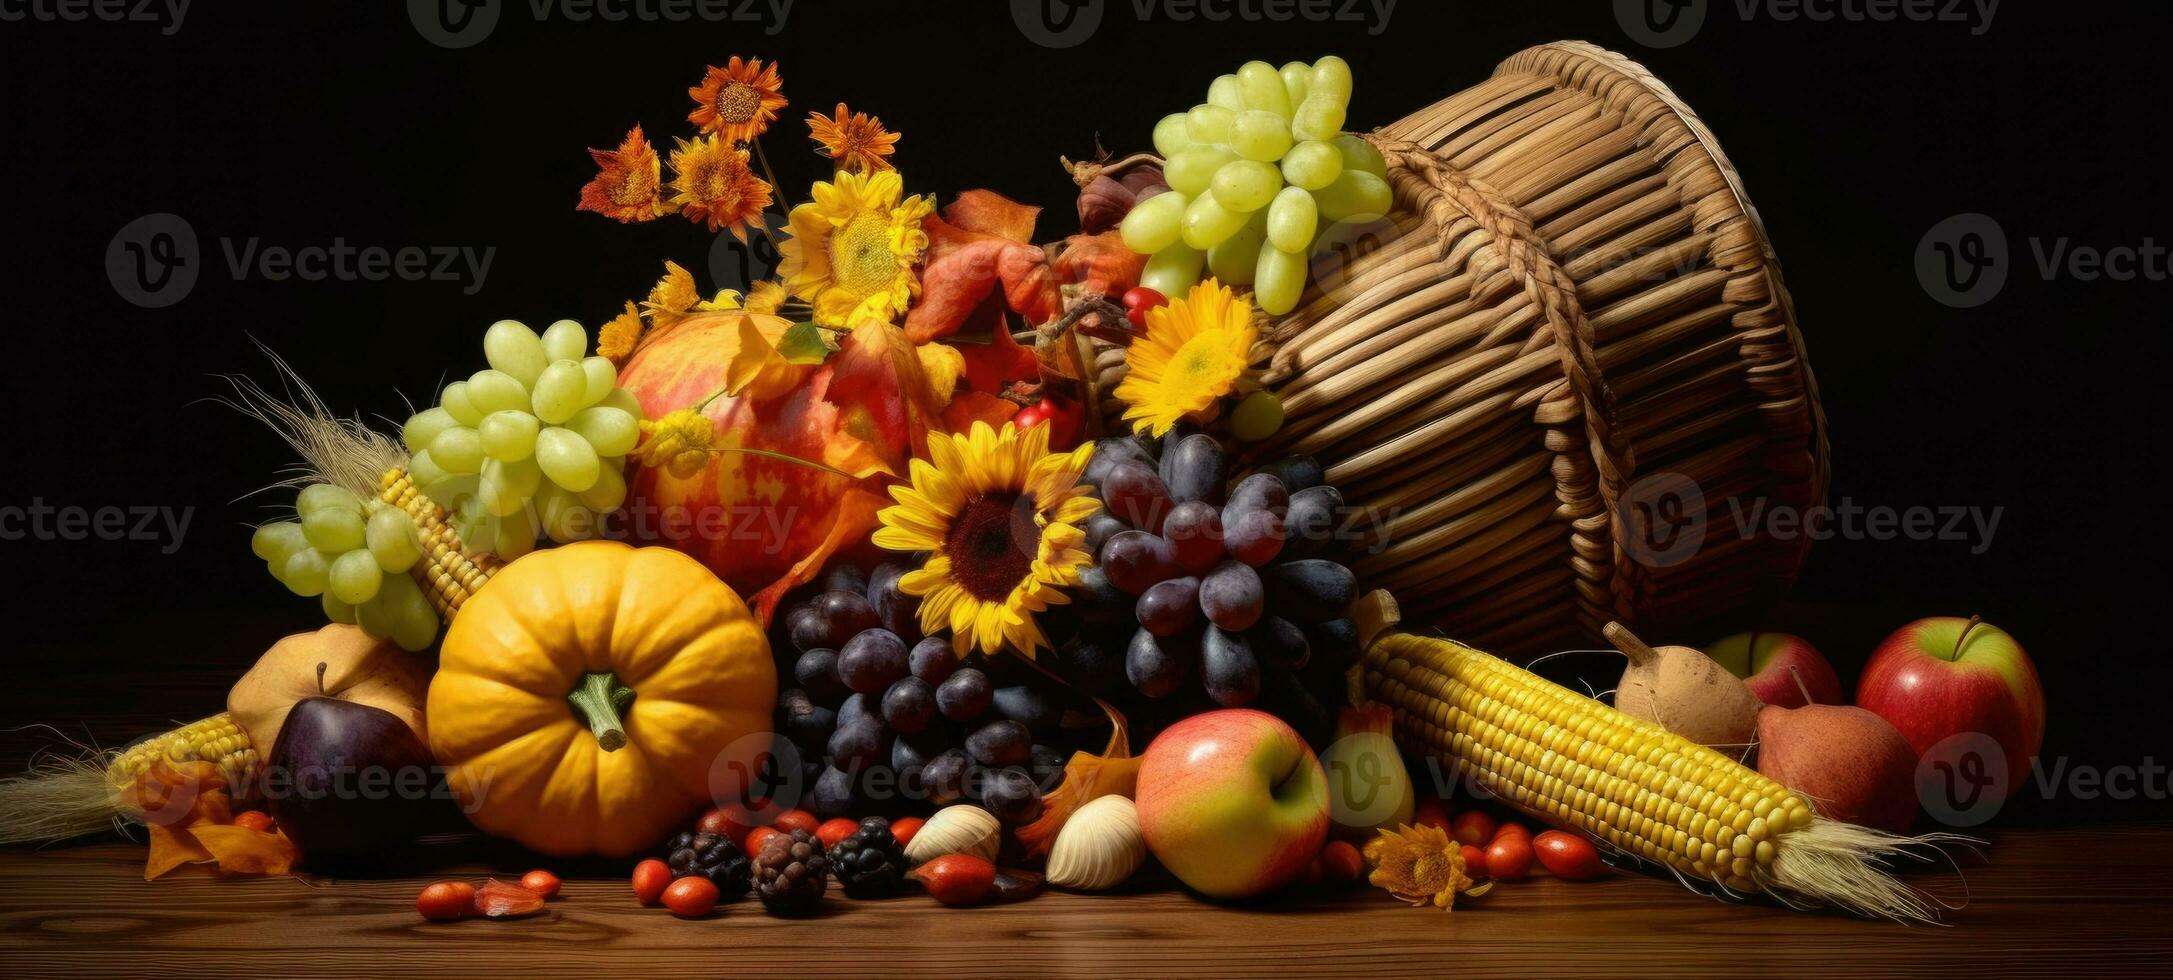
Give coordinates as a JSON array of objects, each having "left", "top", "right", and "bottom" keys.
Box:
[{"left": 1364, "top": 135, "right": 1645, "bottom": 629}]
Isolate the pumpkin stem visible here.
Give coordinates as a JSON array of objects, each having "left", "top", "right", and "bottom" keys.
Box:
[{"left": 568, "top": 672, "right": 636, "bottom": 752}]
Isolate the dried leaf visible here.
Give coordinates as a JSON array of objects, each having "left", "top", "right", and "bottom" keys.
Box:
[
  {"left": 124, "top": 761, "right": 297, "bottom": 880},
  {"left": 1053, "top": 231, "right": 1149, "bottom": 298},
  {"left": 944, "top": 189, "right": 1041, "bottom": 245},
  {"left": 723, "top": 314, "right": 809, "bottom": 401},
  {"left": 777, "top": 321, "right": 838, "bottom": 364}
]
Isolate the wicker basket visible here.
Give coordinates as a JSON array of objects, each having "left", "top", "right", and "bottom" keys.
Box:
[{"left": 1093, "top": 41, "right": 1827, "bottom": 655}]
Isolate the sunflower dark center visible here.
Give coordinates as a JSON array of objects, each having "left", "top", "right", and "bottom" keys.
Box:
[
  {"left": 716, "top": 82, "right": 762, "bottom": 123},
  {"left": 944, "top": 493, "right": 1037, "bottom": 602}
]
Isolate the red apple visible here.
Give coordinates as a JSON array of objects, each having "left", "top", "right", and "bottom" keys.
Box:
[
  {"left": 1706, "top": 632, "right": 1843, "bottom": 708},
  {"left": 1857, "top": 616, "right": 2044, "bottom": 800},
  {"left": 1135, "top": 709, "right": 1330, "bottom": 900}
]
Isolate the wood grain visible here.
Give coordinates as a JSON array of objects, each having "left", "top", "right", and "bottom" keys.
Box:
[
  {"left": 1, "top": 826, "right": 2168, "bottom": 978},
  {"left": 2, "top": 660, "right": 2167, "bottom": 977}
]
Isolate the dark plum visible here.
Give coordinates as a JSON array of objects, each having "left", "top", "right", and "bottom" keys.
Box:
[
  {"left": 981, "top": 767, "right": 1044, "bottom": 825},
  {"left": 1283, "top": 485, "right": 1346, "bottom": 559},
  {"left": 837, "top": 629, "right": 910, "bottom": 694},
  {"left": 1265, "top": 559, "right": 1357, "bottom": 623},
  {"left": 966, "top": 719, "right": 1033, "bottom": 768},
  {"left": 1083, "top": 513, "right": 1131, "bottom": 556},
  {"left": 1100, "top": 530, "right": 1178, "bottom": 594},
  {"left": 923, "top": 749, "right": 972, "bottom": 805},
  {"left": 1249, "top": 616, "right": 1311, "bottom": 670},
  {"left": 1102, "top": 461, "right": 1175, "bottom": 533},
  {"left": 880, "top": 676, "right": 937, "bottom": 734},
  {"left": 993, "top": 685, "right": 1062, "bottom": 738},
  {"left": 1222, "top": 474, "right": 1288, "bottom": 566},
  {"left": 1201, "top": 626, "right": 1263, "bottom": 708},
  {"left": 908, "top": 636, "right": 958, "bottom": 684},
  {"left": 802, "top": 591, "right": 882, "bottom": 649},
  {"left": 935, "top": 667, "right": 994, "bottom": 721},
  {"left": 1083, "top": 435, "right": 1156, "bottom": 488},
  {"left": 1200, "top": 561, "right": 1265, "bottom": 631},
  {"left": 865, "top": 561, "right": 923, "bottom": 643},
  {"left": 827, "top": 714, "right": 888, "bottom": 772},
  {"left": 1136, "top": 576, "right": 1202, "bottom": 636},
  {"left": 1162, "top": 500, "right": 1225, "bottom": 574},
  {"left": 1125, "top": 627, "right": 1194, "bottom": 698},
  {"left": 1161, "top": 433, "right": 1228, "bottom": 505},
  {"left": 1073, "top": 564, "right": 1134, "bottom": 625},
  {"left": 1259, "top": 455, "right": 1325, "bottom": 492},
  {"left": 793, "top": 648, "right": 846, "bottom": 702}
]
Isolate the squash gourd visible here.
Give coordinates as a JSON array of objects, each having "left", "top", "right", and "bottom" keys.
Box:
[{"left": 426, "top": 540, "right": 775, "bottom": 857}]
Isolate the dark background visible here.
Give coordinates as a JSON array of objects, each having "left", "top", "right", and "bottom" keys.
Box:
[{"left": 0, "top": 2, "right": 2163, "bottom": 821}]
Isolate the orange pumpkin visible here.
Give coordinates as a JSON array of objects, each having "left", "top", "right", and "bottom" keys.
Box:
[{"left": 426, "top": 540, "right": 774, "bottom": 857}]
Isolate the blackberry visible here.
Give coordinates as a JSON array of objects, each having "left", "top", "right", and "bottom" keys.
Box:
[
  {"left": 753, "top": 828, "right": 829, "bottom": 916},
  {"left": 829, "top": 817, "right": 908, "bottom": 898},
  {"left": 664, "top": 830, "right": 751, "bottom": 900}
]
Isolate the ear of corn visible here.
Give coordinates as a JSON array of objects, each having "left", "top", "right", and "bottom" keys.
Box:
[
  {"left": 1355, "top": 592, "right": 1946, "bottom": 922},
  {"left": 379, "top": 467, "right": 500, "bottom": 622},
  {"left": 105, "top": 712, "right": 257, "bottom": 795}
]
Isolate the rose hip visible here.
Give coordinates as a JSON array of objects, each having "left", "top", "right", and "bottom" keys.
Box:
[
  {"left": 662, "top": 877, "right": 720, "bottom": 918},
  {"left": 416, "top": 881, "right": 475, "bottom": 922},
  {"left": 910, "top": 853, "right": 998, "bottom": 906},
  {"left": 631, "top": 858, "right": 672, "bottom": 905},
  {"left": 519, "top": 869, "right": 562, "bottom": 898}
]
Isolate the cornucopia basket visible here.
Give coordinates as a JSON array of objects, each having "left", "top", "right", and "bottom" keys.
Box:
[{"left": 1094, "top": 41, "right": 1827, "bottom": 655}]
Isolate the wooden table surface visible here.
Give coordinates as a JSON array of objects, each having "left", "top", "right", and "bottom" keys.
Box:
[
  {"left": 3, "top": 652, "right": 2169, "bottom": 977},
  {"left": 2, "top": 823, "right": 2168, "bottom": 976}
]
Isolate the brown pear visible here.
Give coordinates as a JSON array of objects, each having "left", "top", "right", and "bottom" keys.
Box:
[
  {"left": 1755, "top": 702, "right": 1920, "bottom": 833},
  {"left": 1604, "top": 622, "right": 1763, "bottom": 750}
]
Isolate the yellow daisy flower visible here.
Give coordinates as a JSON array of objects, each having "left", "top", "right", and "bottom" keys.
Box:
[
  {"left": 1115, "top": 278, "right": 1259, "bottom": 437},
  {"left": 777, "top": 169, "right": 935, "bottom": 327},
  {"left": 744, "top": 280, "right": 790, "bottom": 315},
  {"left": 873, "top": 421, "right": 1101, "bottom": 658}
]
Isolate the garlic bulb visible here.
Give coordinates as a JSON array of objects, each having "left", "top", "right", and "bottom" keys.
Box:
[
  {"left": 904, "top": 805, "right": 1001, "bottom": 865},
  {"left": 1045, "top": 795, "right": 1146, "bottom": 891}
]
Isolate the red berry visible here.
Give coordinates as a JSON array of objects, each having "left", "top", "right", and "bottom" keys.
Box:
[
  {"left": 772, "top": 809, "right": 820, "bottom": 836},
  {"left": 697, "top": 807, "right": 751, "bottom": 844},
  {"left": 1486, "top": 835, "right": 1535, "bottom": 880},
  {"left": 631, "top": 858, "right": 672, "bottom": 905},
  {"left": 1460, "top": 844, "right": 1488, "bottom": 877},
  {"left": 744, "top": 825, "right": 786, "bottom": 857},
  {"left": 231, "top": 810, "right": 275, "bottom": 833},
  {"left": 1122, "top": 287, "right": 1168, "bottom": 331},
  {"left": 519, "top": 869, "right": 562, "bottom": 898},
  {"left": 1533, "top": 830, "right": 1606, "bottom": 881},
  {"left": 1412, "top": 797, "right": 1452, "bottom": 834},
  {"left": 1014, "top": 403, "right": 1051, "bottom": 430},
  {"left": 662, "top": 876, "right": 720, "bottom": 918},
  {"left": 416, "top": 881, "right": 475, "bottom": 922},
  {"left": 816, "top": 817, "right": 859, "bottom": 849},
  {"left": 1320, "top": 840, "right": 1365, "bottom": 882},
  {"left": 890, "top": 815, "right": 926, "bottom": 849},
  {"left": 1450, "top": 811, "right": 1496, "bottom": 847}
]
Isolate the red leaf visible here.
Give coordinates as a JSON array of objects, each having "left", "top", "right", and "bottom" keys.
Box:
[
  {"left": 952, "top": 329, "right": 1040, "bottom": 396},
  {"left": 944, "top": 189, "right": 1040, "bottom": 244},
  {"left": 1054, "top": 231, "right": 1149, "bottom": 298},
  {"left": 907, "top": 214, "right": 1061, "bottom": 343}
]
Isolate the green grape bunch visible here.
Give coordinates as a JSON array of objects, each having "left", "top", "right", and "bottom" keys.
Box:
[
  {"left": 399, "top": 319, "right": 645, "bottom": 561},
  {"left": 1121, "top": 56, "right": 1392, "bottom": 315},
  {"left": 251, "top": 484, "right": 438, "bottom": 652}
]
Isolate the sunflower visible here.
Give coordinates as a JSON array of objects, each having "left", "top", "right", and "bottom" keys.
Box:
[
  {"left": 667, "top": 135, "right": 774, "bottom": 241},
  {"left": 744, "top": 280, "right": 790, "bottom": 315},
  {"left": 687, "top": 57, "right": 788, "bottom": 143},
  {"left": 777, "top": 169, "right": 935, "bottom": 326},
  {"left": 1114, "top": 278, "right": 1259, "bottom": 437},
  {"left": 808, "top": 102, "right": 900, "bottom": 174},
  {"left": 873, "top": 421, "right": 1100, "bottom": 657},
  {"left": 576, "top": 124, "right": 668, "bottom": 223}
]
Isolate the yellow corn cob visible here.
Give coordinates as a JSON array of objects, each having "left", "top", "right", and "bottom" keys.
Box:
[
  {"left": 104, "top": 712, "right": 258, "bottom": 794},
  {"left": 1353, "top": 592, "right": 1942, "bottom": 921},
  {"left": 379, "top": 466, "right": 501, "bottom": 621}
]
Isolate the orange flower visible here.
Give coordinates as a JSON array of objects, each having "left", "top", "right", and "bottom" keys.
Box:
[
  {"left": 687, "top": 57, "right": 787, "bottom": 143},
  {"left": 576, "top": 124, "right": 667, "bottom": 223},
  {"left": 598, "top": 301, "right": 645, "bottom": 364},
  {"left": 808, "top": 103, "right": 900, "bottom": 174},
  {"left": 668, "top": 135, "right": 774, "bottom": 240}
]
